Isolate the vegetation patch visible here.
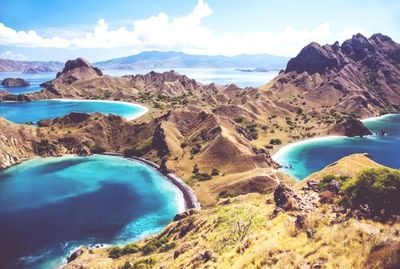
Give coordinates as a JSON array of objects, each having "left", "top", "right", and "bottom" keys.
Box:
[{"left": 342, "top": 168, "right": 400, "bottom": 216}]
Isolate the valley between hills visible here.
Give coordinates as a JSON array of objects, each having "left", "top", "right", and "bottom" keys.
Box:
[{"left": 1, "top": 33, "right": 400, "bottom": 268}]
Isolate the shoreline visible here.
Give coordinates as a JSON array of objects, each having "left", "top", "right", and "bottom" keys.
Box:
[
  {"left": 272, "top": 113, "right": 400, "bottom": 179},
  {"left": 273, "top": 113, "right": 400, "bottom": 162},
  {"left": 38, "top": 98, "right": 149, "bottom": 121},
  {"left": 102, "top": 152, "right": 201, "bottom": 211}
]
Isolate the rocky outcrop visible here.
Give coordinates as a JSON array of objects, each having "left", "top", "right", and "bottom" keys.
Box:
[
  {"left": 0, "top": 118, "right": 37, "bottom": 169},
  {"left": 38, "top": 112, "right": 91, "bottom": 127},
  {"left": 58, "top": 58, "right": 102, "bottom": 78},
  {"left": 66, "top": 247, "right": 89, "bottom": 263},
  {"left": 273, "top": 183, "right": 301, "bottom": 211},
  {"left": 1, "top": 77, "right": 30, "bottom": 87},
  {"left": 331, "top": 118, "right": 372, "bottom": 137},
  {"left": 272, "top": 33, "right": 400, "bottom": 117},
  {"left": 286, "top": 42, "right": 344, "bottom": 75}
]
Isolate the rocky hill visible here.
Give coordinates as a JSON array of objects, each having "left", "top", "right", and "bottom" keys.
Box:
[{"left": 267, "top": 33, "right": 400, "bottom": 117}]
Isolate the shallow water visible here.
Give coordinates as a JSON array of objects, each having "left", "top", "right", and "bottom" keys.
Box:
[
  {"left": 0, "top": 99, "right": 147, "bottom": 124},
  {"left": 273, "top": 114, "right": 400, "bottom": 180},
  {"left": 0, "top": 155, "right": 184, "bottom": 269}
]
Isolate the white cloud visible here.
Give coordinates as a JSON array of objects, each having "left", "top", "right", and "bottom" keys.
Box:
[
  {"left": 0, "top": 50, "right": 28, "bottom": 61},
  {"left": 0, "top": 23, "right": 70, "bottom": 48},
  {"left": 0, "top": 0, "right": 366, "bottom": 56}
]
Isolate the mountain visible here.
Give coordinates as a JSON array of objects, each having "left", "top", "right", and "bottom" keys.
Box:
[
  {"left": 95, "top": 51, "right": 289, "bottom": 70},
  {"left": 0, "top": 59, "right": 63, "bottom": 72},
  {"left": 267, "top": 33, "right": 400, "bottom": 117}
]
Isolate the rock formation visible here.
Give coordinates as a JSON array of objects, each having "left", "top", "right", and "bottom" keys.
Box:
[
  {"left": 330, "top": 118, "right": 372, "bottom": 137},
  {"left": 270, "top": 33, "right": 400, "bottom": 117},
  {"left": 1, "top": 77, "right": 30, "bottom": 87}
]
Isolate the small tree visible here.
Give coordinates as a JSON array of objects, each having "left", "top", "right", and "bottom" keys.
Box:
[
  {"left": 192, "top": 164, "right": 199, "bottom": 174},
  {"left": 211, "top": 168, "right": 220, "bottom": 176}
]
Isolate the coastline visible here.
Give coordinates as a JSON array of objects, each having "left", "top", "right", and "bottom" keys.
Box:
[
  {"left": 40, "top": 98, "right": 149, "bottom": 120},
  {"left": 102, "top": 152, "right": 201, "bottom": 211},
  {"left": 272, "top": 113, "right": 400, "bottom": 180}
]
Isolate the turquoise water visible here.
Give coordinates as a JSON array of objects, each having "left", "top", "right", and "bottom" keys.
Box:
[
  {"left": 0, "top": 69, "right": 278, "bottom": 94},
  {"left": 0, "top": 155, "right": 184, "bottom": 269},
  {"left": 273, "top": 114, "right": 400, "bottom": 180},
  {"left": 0, "top": 99, "right": 147, "bottom": 124}
]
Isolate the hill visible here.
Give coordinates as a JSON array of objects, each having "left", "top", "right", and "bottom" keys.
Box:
[
  {"left": 0, "top": 58, "right": 63, "bottom": 72},
  {"left": 95, "top": 51, "right": 289, "bottom": 70}
]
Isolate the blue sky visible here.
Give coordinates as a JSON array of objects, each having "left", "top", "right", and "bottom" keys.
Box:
[{"left": 0, "top": 0, "right": 399, "bottom": 62}]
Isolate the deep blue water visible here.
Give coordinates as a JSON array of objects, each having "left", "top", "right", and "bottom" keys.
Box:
[
  {"left": 0, "top": 155, "right": 184, "bottom": 269},
  {"left": 273, "top": 114, "right": 400, "bottom": 180},
  {"left": 0, "top": 99, "right": 147, "bottom": 124}
]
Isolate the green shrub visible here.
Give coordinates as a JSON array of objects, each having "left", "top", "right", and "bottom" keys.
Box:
[
  {"left": 342, "top": 168, "right": 400, "bottom": 215},
  {"left": 269, "top": 138, "right": 282, "bottom": 145},
  {"left": 108, "top": 246, "right": 123, "bottom": 259},
  {"left": 123, "top": 141, "right": 152, "bottom": 157},
  {"left": 193, "top": 172, "right": 212, "bottom": 181},
  {"left": 234, "top": 117, "right": 243, "bottom": 123},
  {"left": 132, "top": 258, "right": 157, "bottom": 269},
  {"left": 211, "top": 168, "right": 220, "bottom": 176},
  {"left": 122, "top": 243, "right": 140, "bottom": 255},
  {"left": 92, "top": 144, "right": 106, "bottom": 154},
  {"left": 108, "top": 243, "right": 140, "bottom": 259},
  {"left": 192, "top": 164, "right": 199, "bottom": 174},
  {"left": 159, "top": 242, "right": 177, "bottom": 252},
  {"left": 319, "top": 174, "right": 350, "bottom": 190},
  {"left": 142, "top": 238, "right": 168, "bottom": 255},
  {"left": 218, "top": 190, "right": 234, "bottom": 199},
  {"left": 246, "top": 124, "right": 258, "bottom": 139}
]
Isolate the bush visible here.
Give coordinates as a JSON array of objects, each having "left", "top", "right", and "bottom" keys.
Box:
[
  {"left": 234, "top": 117, "right": 243, "bottom": 123},
  {"left": 108, "top": 243, "right": 140, "bottom": 259},
  {"left": 246, "top": 124, "right": 258, "bottom": 139},
  {"left": 194, "top": 172, "right": 212, "bottom": 181},
  {"left": 269, "top": 138, "right": 282, "bottom": 145},
  {"left": 342, "top": 168, "right": 400, "bottom": 215},
  {"left": 192, "top": 164, "right": 199, "bottom": 174},
  {"left": 159, "top": 242, "right": 177, "bottom": 252},
  {"left": 142, "top": 238, "right": 168, "bottom": 255},
  {"left": 123, "top": 141, "right": 152, "bottom": 157},
  {"left": 92, "top": 144, "right": 106, "bottom": 154},
  {"left": 319, "top": 174, "right": 350, "bottom": 191},
  {"left": 108, "top": 246, "right": 123, "bottom": 259},
  {"left": 211, "top": 168, "right": 220, "bottom": 176}
]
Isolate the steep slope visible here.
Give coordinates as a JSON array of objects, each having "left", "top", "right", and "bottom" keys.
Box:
[{"left": 266, "top": 33, "right": 400, "bottom": 117}]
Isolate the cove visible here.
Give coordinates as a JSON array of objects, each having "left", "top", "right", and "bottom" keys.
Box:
[
  {"left": 273, "top": 114, "right": 400, "bottom": 180},
  {"left": 0, "top": 99, "right": 148, "bottom": 124},
  {"left": 0, "top": 155, "right": 185, "bottom": 269}
]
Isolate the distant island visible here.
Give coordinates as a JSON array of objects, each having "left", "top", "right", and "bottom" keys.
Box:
[
  {"left": 0, "top": 51, "right": 289, "bottom": 73},
  {"left": 94, "top": 51, "right": 289, "bottom": 70}
]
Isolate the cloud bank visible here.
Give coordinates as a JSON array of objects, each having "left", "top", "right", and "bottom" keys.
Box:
[{"left": 0, "top": 0, "right": 368, "bottom": 56}]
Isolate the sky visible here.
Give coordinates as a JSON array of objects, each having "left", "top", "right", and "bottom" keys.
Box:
[{"left": 0, "top": 0, "right": 399, "bottom": 62}]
